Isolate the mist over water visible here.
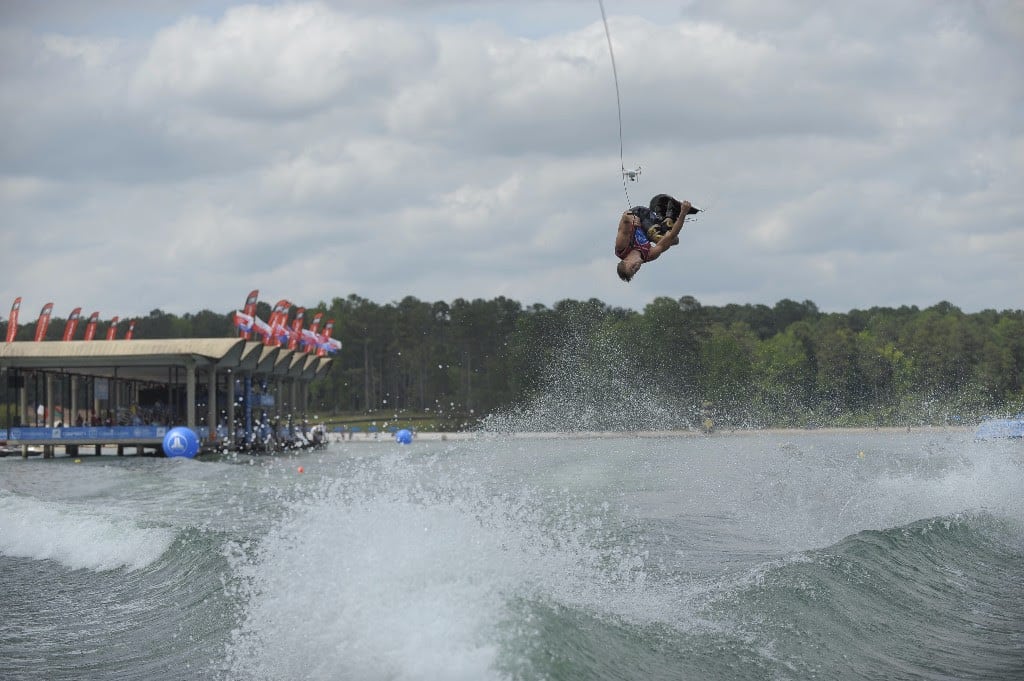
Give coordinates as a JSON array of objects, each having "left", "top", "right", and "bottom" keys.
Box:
[{"left": 482, "top": 324, "right": 686, "bottom": 433}]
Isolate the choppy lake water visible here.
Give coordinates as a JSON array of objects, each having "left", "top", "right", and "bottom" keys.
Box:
[{"left": 2, "top": 429, "right": 1022, "bottom": 680}]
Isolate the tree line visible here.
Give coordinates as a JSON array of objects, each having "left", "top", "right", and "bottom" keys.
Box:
[{"left": 3, "top": 296, "right": 1022, "bottom": 429}]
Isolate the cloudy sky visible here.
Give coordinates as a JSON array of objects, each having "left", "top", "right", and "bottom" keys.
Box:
[{"left": 1, "top": 0, "right": 1021, "bottom": 322}]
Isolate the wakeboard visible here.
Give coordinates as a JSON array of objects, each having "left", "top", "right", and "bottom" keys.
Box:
[{"left": 645, "top": 194, "right": 700, "bottom": 242}]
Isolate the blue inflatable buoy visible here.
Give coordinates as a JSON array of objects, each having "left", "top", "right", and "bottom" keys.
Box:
[
  {"left": 163, "top": 426, "right": 200, "bottom": 458},
  {"left": 395, "top": 428, "right": 413, "bottom": 445}
]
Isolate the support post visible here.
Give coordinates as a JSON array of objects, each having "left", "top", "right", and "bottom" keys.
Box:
[
  {"left": 244, "top": 372, "right": 253, "bottom": 443},
  {"left": 19, "top": 377, "right": 28, "bottom": 458},
  {"left": 185, "top": 360, "right": 196, "bottom": 430},
  {"left": 71, "top": 375, "right": 79, "bottom": 426},
  {"left": 207, "top": 366, "right": 217, "bottom": 444},
  {"left": 227, "top": 371, "right": 236, "bottom": 448},
  {"left": 45, "top": 373, "right": 56, "bottom": 458},
  {"left": 111, "top": 369, "right": 119, "bottom": 425},
  {"left": 93, "top": 377, "right": 101, "bottom": 425}
]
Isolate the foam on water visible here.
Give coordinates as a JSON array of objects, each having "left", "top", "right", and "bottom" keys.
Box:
[
  {"left": 888, "top": 439, "right": 1024, "bottom": 520},
  {"left": 224, "top": 434, "right": 1024, "bottom": 680},
  {"left": 0, "top": 491, "right": 175, "bottom": 572},
  {"left": 729, "top": 433, "right": 1024, "bottom": 554},
  {"left": 225, "top": 455, "right": 704, "bottom": 681}
]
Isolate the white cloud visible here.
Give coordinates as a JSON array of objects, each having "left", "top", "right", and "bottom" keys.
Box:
[
  {"left": 0, "top": 0, "right": 1021, "bottom": 319},
  {"left": 42, "top": 33, "right": 119, "bottom": 68},
  {"left": 136, "top": 4, "right": 434, "bottom": 120}
]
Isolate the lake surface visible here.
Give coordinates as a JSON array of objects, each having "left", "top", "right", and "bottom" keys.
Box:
[{"left": 2, "top": 429, "right": 1021, "bottom": 679}]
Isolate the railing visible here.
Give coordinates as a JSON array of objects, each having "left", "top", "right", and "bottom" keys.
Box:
[{"left": 4, "top": 425, "right": 210, "bottom": 445}]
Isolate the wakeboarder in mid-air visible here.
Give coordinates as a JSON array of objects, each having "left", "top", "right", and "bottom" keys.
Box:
[{"left": 614, "top": 194, "right": 699, "bottom": 282}]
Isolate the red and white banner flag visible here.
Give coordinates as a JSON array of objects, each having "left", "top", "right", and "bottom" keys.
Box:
[
  {"left": 5, "top": 297, "right": 21, "bottom": 343},
  {"left": 62, "top": 307, "right": 82, "bottom": 341},
  {"left": 33, "top": 302, "right": 54, "bottom": 342},
  {"left": 240, "top": 289, "right": 259, "bottom": 339},
  {"left": 83, "top": 312, "right": 100, "bottom": 341},
  {"left": 317, "top": 319, "right": 340, "bottom": 356},
  {"left": 105, "top": 316, "right": 120, "bottom": 340},
  {"left": 309, "top": 312, "right": 323, "bottom": 335},
  {"left": 266, "top": 299, "right": 291, "bottom": 346},
  {"left": 287, "top": 307, "right": 305, "bottom": 350}
]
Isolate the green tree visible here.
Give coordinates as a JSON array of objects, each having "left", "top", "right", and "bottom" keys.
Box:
[
  {"left": 754, "top": 325, "right": 816, "bottom": 425},
  {"left": 699, "top": 322, "right": 759, "bottom": 425}
]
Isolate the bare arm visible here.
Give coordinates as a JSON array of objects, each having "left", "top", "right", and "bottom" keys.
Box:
[{"left": 645, "top": 200, "right": 692, "bottom": 261}]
